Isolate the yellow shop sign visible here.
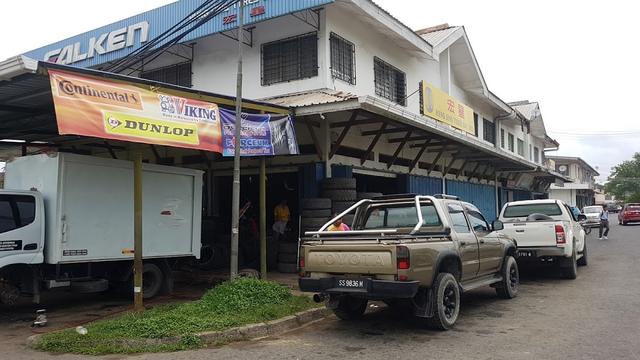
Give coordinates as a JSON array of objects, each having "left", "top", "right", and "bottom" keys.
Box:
[{"left": 420, "top": 81, "right": 475, "bottom": 134}]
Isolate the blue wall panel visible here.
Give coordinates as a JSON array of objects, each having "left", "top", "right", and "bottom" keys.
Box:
[
  {"left": 331, "top": 165, "right": 353, "bottom": 178},
  {"left": 446, "top": 180, "right": 497, "bottom": 221},
  {"left": 398, "top": 175, "right": 443, "bottom": 195},
  {"left": 513, "top": 190, "right": 532, "bottom": 202},
  {"left": 300, "top": 163, "right": 325, "bottom": 198}
]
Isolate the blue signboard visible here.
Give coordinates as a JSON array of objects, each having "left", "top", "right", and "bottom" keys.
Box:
[{"left": 23, "top": 0, "right": 333, "bottom": 68}]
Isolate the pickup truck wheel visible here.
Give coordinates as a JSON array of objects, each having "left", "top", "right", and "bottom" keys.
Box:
[
  {"left": 427, "top": 273, "right": 460, "bottom": 330},
  {"left": 495, "top": 256, "right": 519, "bottom": 299},
  {"left": 577, "top": 242, "right": 588, "bottom": 266},
  {"left": 562, "top": 248, "right": 578, "bottom": 280},
  {"left": 333, "top": 296, "right": 368, "bottom": 320}
]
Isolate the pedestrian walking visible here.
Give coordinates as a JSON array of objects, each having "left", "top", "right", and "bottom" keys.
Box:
[{"left": 599, "top": 204, "right": 610, "bottom": 240}]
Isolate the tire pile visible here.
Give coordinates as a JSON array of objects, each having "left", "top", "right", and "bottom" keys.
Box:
[
  {"left": 277, "top": 242, "right": 299, "bottom": 274},
  {"left": 321, "top": 178, "right": 357, "bottom": 226}
]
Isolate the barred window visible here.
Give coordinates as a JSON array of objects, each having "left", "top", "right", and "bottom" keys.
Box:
[
  {"left": 534, "top": 147, "right": 540, "bottom": 163},
  {"left": 374, "top": 57, "right": 406, "bottom": 106},
  {"left": 500, "top": 128, "right": 505, "bottom": 148},
  {"left": 330, "top": 33, "right": 355, "bottom": 84},
  {"left": 508, "top": 133, "right": 515, "bottom": 152},
  {"left": 483, "top": 119, "right": 496, "bottom": 144},
  {"left": 141, "top": 62, "right": 192, "bottom": 87},
  {"left": 261, "top": 33, "right": 318, "bottom": 86},
  {"left": 517, "top": 139, "right": 525, "bottom": 156},
  {"left": 473, "top": 113, "right": 479, "bottom": 137}
]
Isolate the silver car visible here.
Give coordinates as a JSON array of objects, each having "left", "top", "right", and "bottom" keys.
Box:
[{"left": 582, "top": 206, "right": 603, "bottom": 227}]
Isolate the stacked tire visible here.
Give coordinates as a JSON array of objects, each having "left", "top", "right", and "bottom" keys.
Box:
[
  {"left": 277, "top": 242, "right": 299, "bottom": 274},
  {"left": 321, "top": 178, "right": 357, "bottom": 226}
]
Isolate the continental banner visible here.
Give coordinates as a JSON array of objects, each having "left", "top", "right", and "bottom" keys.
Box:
[
  {"left": 48, "top": 69, "right": 223, "bottom": 152},
  {"left": 420, "top": 81, "right": 475, "bottom": 134},
  {"left": 220, "top": 109, "right": 299, "bottom": 157}
]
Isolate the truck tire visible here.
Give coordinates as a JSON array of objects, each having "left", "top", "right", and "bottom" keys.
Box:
[
  {"left": 333, "top": 296, "right": 368, "bottom": 320},
  {"left": 277, "top": 262, "right": 298, "bottom": 273},
  {"left": 426, "top": 272, "right": 460, "bottom": 330},
  {"left": 301, "top": 198, "right": 332, "bottom": 210},
  {"left": 322, "top": 190, "right": 357, "bottom": 201},
  {"left": 278, "top": 253, "right": 297, "bottom": 263},
  {"left": 495, "top": 256, "right": 519, "bottom": 299},
  {"left": 333, "top": 201, "right": 356, "bottom": 213},
  {"left": 322, "top": 178, "right": 356, "bottom": 190},
  {"left": 302, "top": 217, "right": 330, "bottom": 230},
  {"left": 357, "top": 192, "right": 383, "bottom": 200},
  {"left": 302, "top": 209, "right": 332, "bottom": 218},
  {"left": 562, "top": 247, "right": 578, "bottom": 280},
  {"left": 278, "top": 242, "right": 299, "bottom": 254},
  {"left": 142, "top": 263, "right": 164, "bottom": 299},
  {"left": 577, "top": 242, "right": 588, "bottom": 266}
]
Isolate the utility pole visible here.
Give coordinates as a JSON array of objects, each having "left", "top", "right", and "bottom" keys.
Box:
[
  {"left": 230, "top": 0, "right": 244, "bottom": 279},
  {"left": 133, "top": 150, "right": 144, "bottom": 311}
]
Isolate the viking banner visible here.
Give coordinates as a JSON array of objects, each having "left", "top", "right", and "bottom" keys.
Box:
[
  {"left": 220, "top": 108, "right": 299, "bottom": 157},
  {"left": 48, "top": 69, "right": 223, "bottom": 152}
]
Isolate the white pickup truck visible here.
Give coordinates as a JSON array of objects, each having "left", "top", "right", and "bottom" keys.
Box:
[{"left": 498, "top": 199, "right": 587, "bottom": 279}]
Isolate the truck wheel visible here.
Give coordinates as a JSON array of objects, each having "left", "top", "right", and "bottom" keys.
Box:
[
  {"left": 577, "top": 242, "right": 588, "bottom": 266},
  {"left": 142, "top": 263, "right": 164, "bottom": 299},
  {"left": 333, "top": 296, "right": 368, "bottom": 320},
  {"left": 0, "top": 281, "right": 20, "bottom": 305},
  {"left": 562, "top": 248, "right": 578, "bottom": 280},
  {"left": 427, "top": 273, "right": 460, "bottom": 330},
  {"left": 495, "top": 256, "right": 519, "bottom": 299}
]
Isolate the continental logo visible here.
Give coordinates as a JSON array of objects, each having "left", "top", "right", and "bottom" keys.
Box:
[
  {"left": 55, "top": 77, "right": 143, "bottom": 110},
  {"left": 104, "top": 112, "right": 199, "bottom": 145}
]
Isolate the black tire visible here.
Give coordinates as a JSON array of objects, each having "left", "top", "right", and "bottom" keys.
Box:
[
  {"left": 322, "top": 178, "right": 356, "bottom": 190},
  {"left": 333, "top": 296, "right": 368, "bottom": 320},
  {"left": 622, "top": 221, "right": 628, "bottom": 226},
  {"left": 333, "top": 201, "right": 356, "bottom": 213},
  {"left": 301, "top": 198, "right": 332, "bottom": 210},
  {"left": 278, "top": 253, "right": 297, "bottom": 263},
  {"left": 426, "top": 273, "right": 460, "bottom": 330},
  {"left": 322, "top": 189, "right": 357, "bottom": 201},
  {"left": 142, "top": 263, "right": 164, "bottom": 299},
  {"left": 195, "top": 245, "right": 216, "bottom": 270},
  {"left": 357, "top": 192, "right": 383, "bottom": 200},
  {"left": 277, "top": 262, "right": 298, "bottom": 273},
  {"left": 302, "top": 209, "right": 332, "bottom": 218},
  {"left": 577, "top": 241, "right": 588, "bottom": 266},
  {"left": 495, "top": 256, "right": 519, "bottom": 299},
  {"left": 278, "top": 242, "right": 299, "bottom": 254},
  {"left": 301, "top": 217, "right": 331, "bottom": 230},
  {"left": 562, "top": 247, "right": 578, "bottom": 280}
]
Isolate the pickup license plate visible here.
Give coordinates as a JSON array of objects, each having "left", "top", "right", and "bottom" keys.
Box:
[
  {"left": 337, "top": 279, "right": 366, "bottom": 289},
  {"left": 518, "top": 250, "right": 536, "bottom": 258}
]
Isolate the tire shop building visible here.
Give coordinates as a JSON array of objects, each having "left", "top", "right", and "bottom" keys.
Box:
[{"left": 6, "top": 0, "right": 567, "bottom": 273}]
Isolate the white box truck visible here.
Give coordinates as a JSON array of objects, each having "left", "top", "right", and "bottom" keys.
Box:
[{"left": 0, "top": 153, "right": 203, "bottom": 304}]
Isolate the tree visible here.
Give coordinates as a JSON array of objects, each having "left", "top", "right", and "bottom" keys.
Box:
[{"left": 606, "top": 153, "right": 640, "bottom": 202}]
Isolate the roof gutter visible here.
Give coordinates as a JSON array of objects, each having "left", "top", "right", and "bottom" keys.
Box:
[{"left": 0, "top": 56, "right": 38, "bottom": 81}]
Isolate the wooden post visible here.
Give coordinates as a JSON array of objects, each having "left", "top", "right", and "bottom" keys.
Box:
[
  {"left": 260, "top": 157, "right": 267, "bottom": 279},
  {"left": 133, "top": 151, "right": 144, "bottom": 311}
]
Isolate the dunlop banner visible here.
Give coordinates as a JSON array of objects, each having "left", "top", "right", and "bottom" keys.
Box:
[
  {"left": 48, "top": 70, "right": 222, "bottom": 152},
  {"left": 420, "top": 81, "right": 475, "bottom": 134}
]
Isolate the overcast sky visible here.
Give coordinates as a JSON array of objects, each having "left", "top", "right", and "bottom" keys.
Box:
[{"left": 1, "top": 0, "right": 638, "bottom": 181}]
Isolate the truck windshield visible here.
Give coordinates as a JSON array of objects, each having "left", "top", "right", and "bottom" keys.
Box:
[
  {"left": 503, "top": 203, "right": 563, "bottom": 218},
  {"left": 361, "top": 204, "right": 441, "bottom": 229}
]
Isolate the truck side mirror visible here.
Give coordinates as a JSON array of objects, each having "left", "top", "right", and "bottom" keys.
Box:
[
  {"left": 492, "top": 220, "right": 504, "bottom": 231},
  {"left": 577, "top": 214, "right": 587, "bottom": 221}
]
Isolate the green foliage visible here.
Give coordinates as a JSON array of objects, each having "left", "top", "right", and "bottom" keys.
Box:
[
  {"left": 36, "top": 279, "right": 317, "bottom": 355},
  {"left": 606, "top": 153, "right": 640, "bottom": 202}
]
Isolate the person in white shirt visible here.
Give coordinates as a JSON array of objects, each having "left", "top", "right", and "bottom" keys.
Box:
[{"left": 599, "top": 204, "right": 610, "bottom": 240}]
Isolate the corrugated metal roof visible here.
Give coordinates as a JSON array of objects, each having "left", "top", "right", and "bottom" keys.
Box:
[
  {"left": 261, "top": 89, "right": 358, "bottom": 107},
  {"left": 417, "top": 26, "right": 461, "bottom": 46},
  {"left": 510, "top": 101, "right": 539, "bottom": 120}
]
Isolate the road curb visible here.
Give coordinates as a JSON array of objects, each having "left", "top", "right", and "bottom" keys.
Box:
[{"left": 26, "top": 307, "right": 331, "bottom": 350}]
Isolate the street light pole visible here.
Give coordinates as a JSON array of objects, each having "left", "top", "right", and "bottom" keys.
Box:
[{"left": 230, "top": 0, "right": 244, "bottom": 279}]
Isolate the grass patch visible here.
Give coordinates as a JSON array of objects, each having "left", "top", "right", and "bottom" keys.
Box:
[{"left": 35, "top": 279, "right": 318, "bottom": 355}]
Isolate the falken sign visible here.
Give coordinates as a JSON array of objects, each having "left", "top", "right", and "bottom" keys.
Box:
[{"left": 23, "top": 0, "right": 334, "bottom": 68}]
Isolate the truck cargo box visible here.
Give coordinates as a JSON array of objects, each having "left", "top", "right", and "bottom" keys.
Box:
[{"left": 4, "top": 153, "right": 203, "bottom": 264}]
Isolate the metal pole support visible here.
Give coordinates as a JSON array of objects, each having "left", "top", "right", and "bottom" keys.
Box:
[
  {"left": 259, "top": 157, "right": 267, "bottom": 279},
  {"left": 133, "top": 151, "right": 144, "bottom": 311}
]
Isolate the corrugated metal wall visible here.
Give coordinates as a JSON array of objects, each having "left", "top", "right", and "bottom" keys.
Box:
[
  {"left": 446, "top": 180, "right": 497, "bottom": 221},
  {"left": 331, "top": 165, "right": 353, "bottom": 178},
  {"left": 300, "top": 163, "right": 325, "bottom": 198},
  {"left": 398, "top": 175, "right": 443, "bottom": 195},
  {"left": 512, "top": 190, "right": 532, "bottom": 202}
]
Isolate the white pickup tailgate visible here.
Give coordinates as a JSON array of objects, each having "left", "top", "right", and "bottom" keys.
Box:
[{"left": 501, "top": 221, "right": 560, "bottom": 247}]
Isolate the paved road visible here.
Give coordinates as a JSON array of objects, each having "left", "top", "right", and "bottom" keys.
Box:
[{"left": 6, "top": 222, "right": 640, "bottom": 359}]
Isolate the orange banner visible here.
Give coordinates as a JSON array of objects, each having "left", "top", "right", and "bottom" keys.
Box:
[{"left": 48, "top": 69, "right": 222, "bottom": 152}]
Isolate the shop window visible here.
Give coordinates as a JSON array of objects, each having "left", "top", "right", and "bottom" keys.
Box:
[
  {"left": 508, "top": 133, "right": 515, "bottom": 152},
  {"left": 261, "top": 32, "right": 318, "bottom": 86},
  {"left": 141, "top": 62, "right": 192, "bottom": 88},
  {"left": 483, "top": 119, "right": 496, "bottom": 144},
  {"left": 330, "top": 33, "right": 356, "bottom": 85},
  {"left": 374, "top": 57, "right": 406, "bottom": 106},
  {"left": 517, "top": 139, "right": 525, "bottom": 156}
]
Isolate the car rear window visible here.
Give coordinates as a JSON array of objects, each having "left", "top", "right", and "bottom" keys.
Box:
[
  {"left": 361, "top": 204, "right": 441, "bottom": 229},
  {"left": 503, "top": 203, "right": 563, "bottom": 218},
  {"left": 627, "top": 206, "right": 640, "bottom": 211}
]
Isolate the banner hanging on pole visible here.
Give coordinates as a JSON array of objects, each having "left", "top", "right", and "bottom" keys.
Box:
[
  {"left": 48, "top": 69, "right": 223, "bottom": 152},
  {"left": 220, "top": 108, "right": 300, "bottom": 157}
]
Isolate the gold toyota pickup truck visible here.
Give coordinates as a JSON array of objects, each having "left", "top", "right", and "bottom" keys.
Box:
[{"left": 298, "top": 194, "right": 519, "bottom": 330}]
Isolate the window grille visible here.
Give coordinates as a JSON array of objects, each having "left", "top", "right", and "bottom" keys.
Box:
[
  {"left": 517, "top": 139, "right": 525, "bottom": 156},
  {"left": 330, "top": 33, "right": 356, "bottom": 84},
  {"left": 141, "top": 62, "right": 192, "bottom": 88},
  {"left": 374, "top": 57, "right": 406, "bottom": 106},
  {"left": 261, "top": 33, "right": 318, "bottom": 86},
  {"left": 483, "top": 119, "right": 496, "bottom": 144}
]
